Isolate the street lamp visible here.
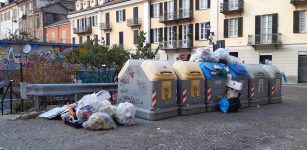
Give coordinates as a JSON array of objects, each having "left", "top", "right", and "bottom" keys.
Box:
[{"left": 20, "top": 44, "right": 31, "bottom": 112}]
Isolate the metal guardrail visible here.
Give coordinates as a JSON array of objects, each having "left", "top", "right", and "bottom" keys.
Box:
[
  {"left": 73, "top": 26, "right": 92, "bottom": 34},
  {"left": 127, "top": 18, "right": 142, "bottom": 27},
  {"left": 20, "top": 82, "right": 118, "bottom": 111},
  {"left": 100, "top": 22, "right": 112, "bottom": 30},
  {"left": 159, "top": 10, "right": 193, "bottom": 23},
  {"left": 159, "top": 40, "right": 193, "bottom": 50},
  {"left": 248, "top": 33, "right": 282, "bottom": 46}
]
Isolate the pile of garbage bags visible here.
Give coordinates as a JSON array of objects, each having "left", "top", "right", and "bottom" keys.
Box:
[
  {"left": 41, "top": 90, "right": 137, "bottom": 130},
  {"left": 189, "top": 47, "right": 241, "bottom": 65}
]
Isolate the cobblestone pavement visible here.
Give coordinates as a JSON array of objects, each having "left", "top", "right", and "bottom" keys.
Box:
[{"left": 1, "top": 86, "right": 307, "bottom": 150}]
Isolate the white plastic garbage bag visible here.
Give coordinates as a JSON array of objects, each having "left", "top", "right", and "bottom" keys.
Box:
[
  {"left": 115, "top": 102, "right": 136, "bottom": 126},
  {"left": 214, "top": 48, "right": 229, "bottom": 60},
  {"left": 226, "top": 55, "right": 241, "bottom": 65},
  {"left": 82, "top": 112, "right": 117, "bottom": 130},
  {"left": 76, "top": 90, "right": 112, "bottom": 121},
  {"left": 98, "top": 105, "right": 116, "bottom": 117}
]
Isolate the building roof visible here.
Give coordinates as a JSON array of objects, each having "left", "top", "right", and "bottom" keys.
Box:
[{"left": 44, "top": 18, "right": 70, "bottom": 28}]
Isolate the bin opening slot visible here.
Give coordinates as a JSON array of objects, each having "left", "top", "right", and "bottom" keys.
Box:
[
  {"left": 258, "top": 72, "right": 265, "bottom": 75},
  {"left": 161, "top": 71, "right": 173, "bottom": 75},
  {"left": 190, "top": 71, "right": 201, "bottom": 75}
]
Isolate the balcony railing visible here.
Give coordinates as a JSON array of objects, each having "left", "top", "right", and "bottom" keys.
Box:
[
  {"left": 220, "top": 0, "right": 244, "bottom": 14},
  {"left": 127, "top": 18, "right": 142, "bottom": 27},
  {"left": 100, "top": 22, "right": 111, "bottom": 30},
  {"left": 291, "top": 0, "right": 307, "bottom": 4},
  {"left": 159, "top": 40, "right": 193, "bottom": 50},
  {"left": 248, "top": 33, "right": 282, "bottom": 46},
  {"left": 73, "top": 26, "right": 92, "bottom": 34},
  {"left": 159, "top": 10, "right": 193, "bottom": 23}
]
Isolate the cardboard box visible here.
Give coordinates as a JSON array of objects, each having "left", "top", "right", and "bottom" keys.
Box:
[{"left": 226, "top": 80, "right": 243, "bottom": 91}]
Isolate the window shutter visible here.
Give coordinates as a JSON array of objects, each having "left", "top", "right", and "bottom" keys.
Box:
[
  {"left": 238, "top": 17, "right": 243, "bottom": 37},
  {"left": 123, "top": 9, "right": 126, "bottom": 21},
  {"left": 116, "top": 11, "right": 119, "bottom": 22},
  {"left": 150, "top": 29, "right": 154, "bottom": 43},
  {"left": 174, "top": 0, "right": 177, "bottom": 12},
  {"left": 190, "top": 0, "right": 194, "bottom": 11},
  {"left": 164, "top": 27, "right": 167, "bottom": 41},
  {"left": 173, "top": 26, "right": 177, "bottom": 40},
  {"left": 208, "top": 0, "right": 210, "bottom": 8},
  {"left": 272, "top": 13, "right": 278, "bottom": 42},
  {"left": 223, "top": 0, "right": 227, "bottom": 12},
  {"left": 255, "top": 15, "right": 261, "bottom": 44},
  {"left": 179, "top": 25, "right": 182, "bottom": 40},
  {"left": 195, "top": 23, "right": 199, "bottom": 40},
  {"left": 179, "top": 0, "right": 182, "bottom": 9},
  {"left": 164, "top": 2, "right": 167, "bottom": 13},
  {"left": 293, "top": 11, "right": 300, "bottom": 33},
  {"left": 272, "top": 13, "right": 278, "bottom": 34},
  {"left": 159, "top": 3, "right": 163, "bottom": 16},
  {"left": 224, "top": 19, "right": 228, "bottom": 38},
  {"left": 189, "top": 24, "right": 193, "bottom": 41},
  {"left": 159, "top": 28, "right": 163, "bottom": 41},
  {"left": 150, "top": 5, "right": 153, "bottom": 18},
  {"left": 195, "top": 0, "right": 199, "bottom": 10}
]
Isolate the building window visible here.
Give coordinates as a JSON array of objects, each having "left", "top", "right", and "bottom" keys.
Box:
[
  {"left": 134, "top": 30, "right": 139, "bottom": 44},
  {"left": 167, "top": 0, "right": 175, "bottom": 19},
  {"left": 153, "top": 28, "right": 160, "bottom": 43},
  {"left": 229, "top": 0, "right": 239, "bottom": 10},
  {"left": 199, "top": 22, "right": 208, "bottom": 40},
  {"left": 79, "top": 37, "right": 83, "bottom": 44},
  {"left": 228, "top": 18, "right": 239, "bottom": 37},
  {"left": 87, "top": 36, "right": 91, "bottom": 43},
  {"left": 153, "top": 3, "right": 160, "bottom": 17},
  {"left": 260, "top": 15, "right": 273, "bottom": 43},
  {"left": 299, "top": 11, "right": 307, "bottom": 32},
  {"left": 62, "top": 31, "right": 66, "bottom": 43},
  {"left": 199, "top": 0, "right": 208, "bottom": 10},
  {"left": 51, "top": 32, "right": 55, "bottom": 42},
  {"left": 106, "top": 33, "right": 110, "bottom": 46},
  {"left": 72, "top": 37, "right": 75, "bottom": 44},
  {"left": 94, "top": 15, "right": 98, "bottom": 26},
  {"left": 116, "top": 9, "right": 126, "bottom": 22},
  {"left": 119, "top": 32, "right": 124, "bottom": 48}
]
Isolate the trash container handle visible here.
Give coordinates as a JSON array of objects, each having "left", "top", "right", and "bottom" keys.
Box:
[
  {"left": 190, "top": 71, "right": 201, "bottom": 74},
  {"left": 161, "top": 71, "right": 172, "bottom": 75}
]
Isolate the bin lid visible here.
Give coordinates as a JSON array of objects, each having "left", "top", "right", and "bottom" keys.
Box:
[
  {"left": 244, "top": 64, "right": 269, "bottom": 78},
  {"left": 172, "top": 61, "right": 204, "bottom": 80},
  {"left": 228, "top": 64, "right": 248, "bottom": 76},
  {"left": 118, "top": 60, "right": 144, "bottom": 78},
  {"left": 263, "top": 65, "right": 281, "bottom": 78},
  {"left": 198, "top": 62, "right": 227, "bottom": 79},
  {"left": 141, "top": 60, "right": 177, "bottom": 81}
]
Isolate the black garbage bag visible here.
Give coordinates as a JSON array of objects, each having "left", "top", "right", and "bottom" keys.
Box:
[{"left": 227, "top": 97, "right": 241, "bottom": 112}]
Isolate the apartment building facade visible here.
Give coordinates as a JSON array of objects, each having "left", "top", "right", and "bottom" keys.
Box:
[
  {"left": 44, "top": 19, "right": 71, "bottom": 43},
  {"left": 69, "top": 0, "right": 149, "bottom": 51},
  {"left": 0, "top": 1, "right": 19, "bottom": 39},
  {"left": 68, "top": 0, "right": 307, "bottom": 83},
  {"left": 217, "top": 0, "right": 307, "bottom": 83}
]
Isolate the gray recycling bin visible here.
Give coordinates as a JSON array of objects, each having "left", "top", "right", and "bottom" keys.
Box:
[
  {"left": 172, "top": 61, "right": 206, "bottom": 115},
  {"left": 198, "top": 62, "right": 227, "bottom": 112},
  {"left": 117, "top": 60, "right": 178, "bottom": 121},
  {"left": 244, "top": 64, "right": 269, "bottom": 106},
  {"left": 227, "top": 64, "right": 249, "bottom": 108},
  {"left": 263, "top": 65, "right": 282, "bottom": 104}
]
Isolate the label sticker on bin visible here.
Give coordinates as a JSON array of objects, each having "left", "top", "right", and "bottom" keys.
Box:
[
  {"left": 191, "top": 80, "right": 200, "bottom": 98},
  {"left": 161, "top": 81, "right": 172, "bottom": 100},
  {"left": 259, "top": 79, "right": 264, "bottom": 93}
]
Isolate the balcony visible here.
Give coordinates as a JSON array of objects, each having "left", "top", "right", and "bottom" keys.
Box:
[
  {"left": 248, "top": 33, "right": 282, "bottom": 47},
  {"left": 220, "top": 0, "right": 244, "bottom": 14},
  {"left": 127, "top": 18, "right": 142, "bottom": 27},
  {"left": 73, "top": 26, "right": 92, "bottom": 34},
  {"left": 159, "top": 40, "right": 193, "bottom": 50},
  {"left": 159, "top": 10, "right": 193, "bottom": 23},
  {"left": 291, "top": 0, "right": 307, "bottom": 4},
  {"left": 100, "top": 23, "right": 111, "bottom": 30}
]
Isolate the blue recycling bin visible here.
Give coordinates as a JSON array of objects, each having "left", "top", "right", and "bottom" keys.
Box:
[
  {"left": 227, "top": 64, "right": 249, "bottom": 108},
  {"left": 198, "top": 62, "right": 227, "bottom": 112}
]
